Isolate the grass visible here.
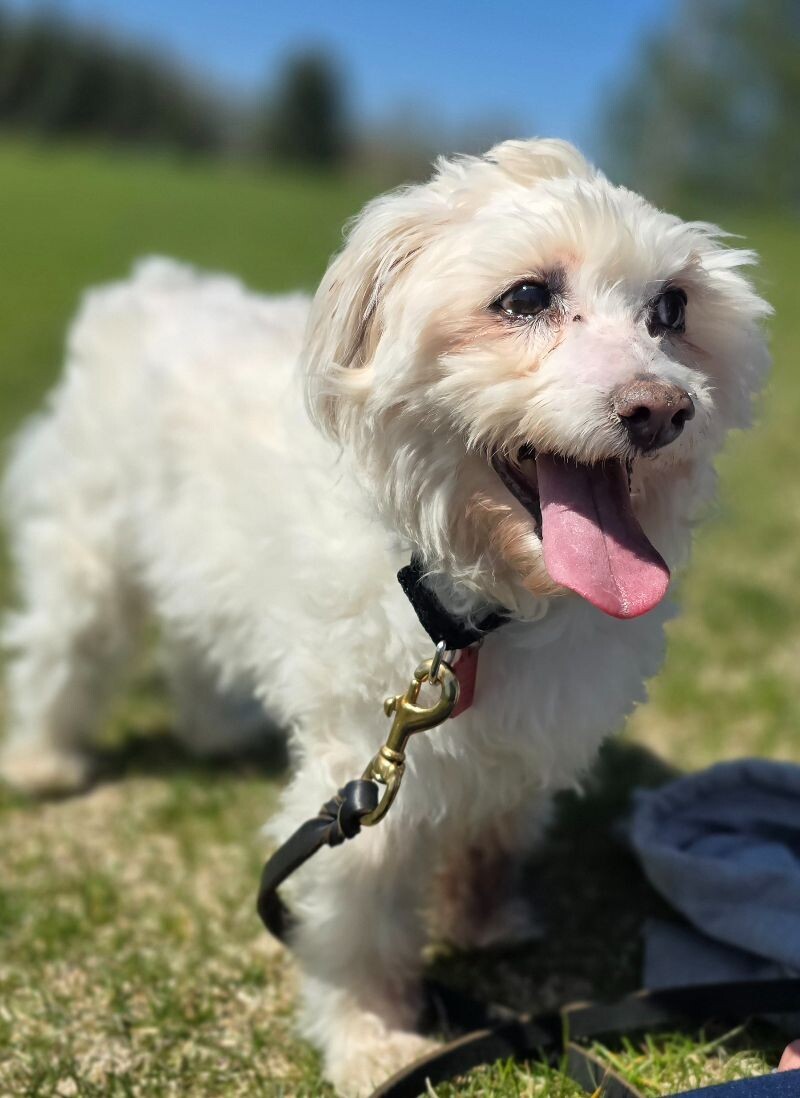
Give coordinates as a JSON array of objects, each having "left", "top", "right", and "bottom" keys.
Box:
[
  {"left": 0, "top": 138, "right": 798, "bottom": 1096},
  {"left": 0, "top": 138, "right": 375, "bottom": 442},
  {"left": 628, "top": 214, "right": 800, "bottom": 766}
]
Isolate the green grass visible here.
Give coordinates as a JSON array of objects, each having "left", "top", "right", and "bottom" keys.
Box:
[
  {"left": 628, "top": 215, "right": 800, "bottom": 765},
  {"left": 0, "top": 138, "right": 798, "bottom": 1096},
  {"left": 0, "top": 139, "right": 375, "bottom": 442}
]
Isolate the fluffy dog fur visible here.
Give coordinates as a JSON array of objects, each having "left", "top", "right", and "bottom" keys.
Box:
[{"left": 1, "top": 140, "right": 770, "bottom": 1094}]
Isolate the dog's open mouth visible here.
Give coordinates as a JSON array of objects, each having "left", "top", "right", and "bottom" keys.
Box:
[{"left": 491, "top": 447, "right": 670, "bottom": 619}]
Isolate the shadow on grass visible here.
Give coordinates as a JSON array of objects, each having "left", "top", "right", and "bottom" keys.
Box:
[
  {"left": 429, "top": 739, "right": 681, "bottom": 1013},
  {"left": 93, "top": 722, "right": 290, "bottom": 785},
  {"left": 427, "top": 739, "right": 785, "bottom": 1073},
  {"left": 14, "top": 716, "right": 783, "bottom": 1076}
]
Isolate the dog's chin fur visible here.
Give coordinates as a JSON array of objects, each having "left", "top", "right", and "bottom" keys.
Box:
[{"left": 1, "top": 139, "right": 771, "bottom": 1094}]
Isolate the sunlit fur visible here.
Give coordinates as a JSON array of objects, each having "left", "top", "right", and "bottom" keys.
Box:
[
  {"left": 306, "top": 140, "right": 769, "bottom": 612},
  {"left": 1, "top": 140, "right": 770, "bottom": 1094}
]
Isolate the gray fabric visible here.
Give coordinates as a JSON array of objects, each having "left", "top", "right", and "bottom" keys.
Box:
[{"left": 628, "top": 759, "right": 800, "bottom": 984}]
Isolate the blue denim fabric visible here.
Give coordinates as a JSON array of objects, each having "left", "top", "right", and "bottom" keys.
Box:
[
  {"left": 628, "top": 759, "right": 800, "bottom": 984},
  {"left": 670, "top": 1069, "right": 800, "bottom": 1096}
]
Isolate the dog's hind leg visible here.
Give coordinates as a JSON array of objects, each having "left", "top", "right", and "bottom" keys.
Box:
[
  {"left": 164, "top": 640, "right": 275, "bottom": 757},
  {"left": 1, "top": 415, "right": 141, "bottom": 796}
]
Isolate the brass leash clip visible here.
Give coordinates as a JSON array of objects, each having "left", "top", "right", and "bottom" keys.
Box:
[{"left": 360, "top": 643, "right": 460, "bottom": 826}]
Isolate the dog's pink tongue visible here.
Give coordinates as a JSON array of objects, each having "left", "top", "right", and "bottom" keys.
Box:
[{"left": 537, "top": 453, "right": 670, "bottom": 619}]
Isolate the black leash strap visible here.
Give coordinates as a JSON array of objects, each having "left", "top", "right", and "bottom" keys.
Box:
[
  {"left": 255, "top": 788, "right": 651, "bottom": 1098},
  {"left": 256, "top": 778, "right": 378, "bottom": 941},
  {"left": 257, "top": 805, "right": 800, "bottom": 1098},
  {"left": 397, "top": 554, "right": 509, "bottom": 650},
  {"left": 255, "top": 581, "right": 800, "bottom": 1096},
  {"left": 372, "top": 978, "right": 800, "bottom": 1098}
]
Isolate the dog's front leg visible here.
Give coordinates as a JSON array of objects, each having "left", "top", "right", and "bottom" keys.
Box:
[{"left": 281, "top": 793, "right": 438, "bottom": 1097}]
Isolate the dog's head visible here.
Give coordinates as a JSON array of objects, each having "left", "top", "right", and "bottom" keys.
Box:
[{"left": 304, "top": 139, "right": 771, "bottom": 619}]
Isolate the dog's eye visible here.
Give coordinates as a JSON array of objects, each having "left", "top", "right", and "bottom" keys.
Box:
[
  {"left": 496, "top": 281, "right": 552, "bottom": 319},
  {"left": 649, "top": 288, "right": 687, "bottom": 334}
]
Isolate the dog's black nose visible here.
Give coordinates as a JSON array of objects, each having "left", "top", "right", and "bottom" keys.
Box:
[{"left": 613, "top": 378, "right": 695, "bottom": 452}]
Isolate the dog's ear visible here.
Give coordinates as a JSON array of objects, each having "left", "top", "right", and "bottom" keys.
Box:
[
  {"left": 304, "top": 186, "right": 443, "bottom": 440},
  {"left": 304, "top": 138, "right": 593, "bottom": 443},
  {"left": 483, "top": 138, "right": 594, "bottom": 187}
]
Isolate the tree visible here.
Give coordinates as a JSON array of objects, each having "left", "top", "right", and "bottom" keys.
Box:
[
  {"left": 0, "top": 7, "right": 223, "bottom": 153},
  {"left": 603, "top": 0, "right": 800, "bottom": 213},
  {"left": 256, "top": 51, "right": 349, "bottom": 170}
]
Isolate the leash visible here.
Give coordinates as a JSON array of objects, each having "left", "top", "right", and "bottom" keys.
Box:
[
  {"left": 257, "top": 645, "right": 460, "bottom": 940},
  {"left": 255, "top": 559, "right": 800, "bottom": 1095},
  {"left": 371, "top": 978, "right": 800, "bottom": 1098},
  {"left": 258, "top": 556, "right": 503, "bottom": 939},
  {"left": 255, "top": 660, "right": 800, "bottom": 1098}
]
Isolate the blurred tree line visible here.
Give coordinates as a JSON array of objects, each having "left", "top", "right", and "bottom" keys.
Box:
[
  {"left": 0, "top": 5, "right": 349, "bottom": 167},
  {"left": 0, "top": 7, "right": 223, "bottom": 152},
  {"left": 0, "top": 0, "right": 796, "bottom": 206},
  {"left": 604, "top": 0, "right": 799, "bottom": 213}
]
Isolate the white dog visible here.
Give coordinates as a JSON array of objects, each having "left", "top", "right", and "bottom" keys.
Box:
[{"left": 1, "top": 140, "right": 770, "bottom": 1094}]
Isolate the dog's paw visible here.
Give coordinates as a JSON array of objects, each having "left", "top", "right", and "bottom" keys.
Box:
[
  {"left": 327, "top": 1029, "right": 439, "bottom": 1098},
  {"left": 0, "top": 742, "right": 92, "bottom": 797},
  {"left": 324, "top": 1023, "right": 436, "bottom": 1098}
]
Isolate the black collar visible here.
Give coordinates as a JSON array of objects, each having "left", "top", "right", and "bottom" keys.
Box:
[{"left": 397, "top": 554, "right": 510, "bottom": 650}]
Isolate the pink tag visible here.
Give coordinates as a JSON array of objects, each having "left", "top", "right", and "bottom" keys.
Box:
[{"left": 451, "top": 645, "right": 480, "bottom": 718}]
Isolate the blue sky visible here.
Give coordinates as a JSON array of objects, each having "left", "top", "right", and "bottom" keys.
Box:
[{"left": 8, "top": 0, "right": 666, "bottom": 157}]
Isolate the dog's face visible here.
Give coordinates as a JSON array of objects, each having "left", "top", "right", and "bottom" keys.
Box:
[{"left": 305, "top": 140, "right": 770, "bottom": 618}]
